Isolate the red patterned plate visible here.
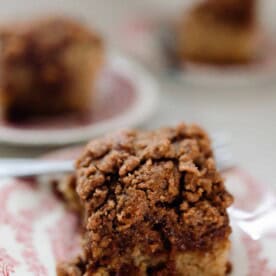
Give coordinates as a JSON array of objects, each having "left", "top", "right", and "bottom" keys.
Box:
[
  {"left": 177, "top": 39, "right": 276, "bottom": 88},
  {"left": 0, "top": 51, "right": 158, "bottom": 146},
  {"left": 0, "top": 146, "right": 276, "bottom": 275}
]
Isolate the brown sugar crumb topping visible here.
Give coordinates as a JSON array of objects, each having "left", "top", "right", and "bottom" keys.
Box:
[
  {"left": 0, "top": 17, "right": 102, "bottom": 63},
  {"left": 195, "top": 0, "right": 256, "bottom": 26},
  {"left": 76, "top": 123, "right": 233, "bottom": 272}
]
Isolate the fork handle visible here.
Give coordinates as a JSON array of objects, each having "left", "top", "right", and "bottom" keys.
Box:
[{"left": 0, "top": 159, "right": 74, "bottom": 178}]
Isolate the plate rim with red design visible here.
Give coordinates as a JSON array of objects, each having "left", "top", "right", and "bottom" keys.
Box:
[
  {"left": 0, "top": 51, "right": 158, "bottom": 147},
  {"left": 0, "top": 146, "right": 276, "bottom": 275}
]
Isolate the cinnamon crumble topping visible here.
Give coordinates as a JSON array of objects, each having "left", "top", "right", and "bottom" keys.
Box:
[
  {"left": 197, "top": 0, "right": 256, "bottom": 26},
  {"left": 70, "top": 123, "right": 233, "bottom": 273}
]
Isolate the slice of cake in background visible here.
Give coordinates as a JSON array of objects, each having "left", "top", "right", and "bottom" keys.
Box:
[
  {"left": 0, "top": 17, "right": 104, "bottom": 121},
  {"left": 177, "top": 0, "right": 259, "bottom": 64},
  {"left": 57, "top": 123, "right": 233, "bottom": 275}
]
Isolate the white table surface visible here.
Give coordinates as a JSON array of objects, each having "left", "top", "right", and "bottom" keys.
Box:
[{"left": 0, "top": 0, "right": 275, "bottom": 189}]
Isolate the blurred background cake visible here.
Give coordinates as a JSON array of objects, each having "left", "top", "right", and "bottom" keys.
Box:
[
  {"left": 177, "top": 0, "right": 259, "bottom": 64},
  {"left": 0, "top": 17, "right": 104, "bottom": 121}
]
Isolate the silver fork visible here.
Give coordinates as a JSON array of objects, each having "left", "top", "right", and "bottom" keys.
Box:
[
  {"left": 0, "top": 133, "right": 234, "bottom": 178},
  {"left": 1, "top": 139, "right": 275, "bottom": 240},
  {"left": 0, "top": 158, "right": 74, "bottom": 178}
]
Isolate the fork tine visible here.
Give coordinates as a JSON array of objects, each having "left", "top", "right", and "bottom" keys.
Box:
[{"left": 213, "top": 137, "right": 235, "bottom": 171}]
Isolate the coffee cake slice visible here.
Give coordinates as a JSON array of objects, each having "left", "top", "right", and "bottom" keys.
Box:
[
  {"left": 57, "top": 123, "right": 233, "bottom": 275},
  {"left": 0, "top": 17, "right": 104, "bottom": 121},
  {"left": 177, "top": 0, "right": 259, "bottom": 64}
]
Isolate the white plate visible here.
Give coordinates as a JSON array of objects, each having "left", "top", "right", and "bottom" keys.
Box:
[
  {"left": 0, "top": 51, "right": 158, "bottom": 146},
  {"left": 0, "top": 161, "right": 275, "bottom": 275},
  {"left": 176, "top": 42, "right": 276, "bottom": 88}
]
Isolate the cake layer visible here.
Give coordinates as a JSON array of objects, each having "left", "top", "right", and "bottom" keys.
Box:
[{"left": 57, "top": 240, "right": 231, "bottom": 275}]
